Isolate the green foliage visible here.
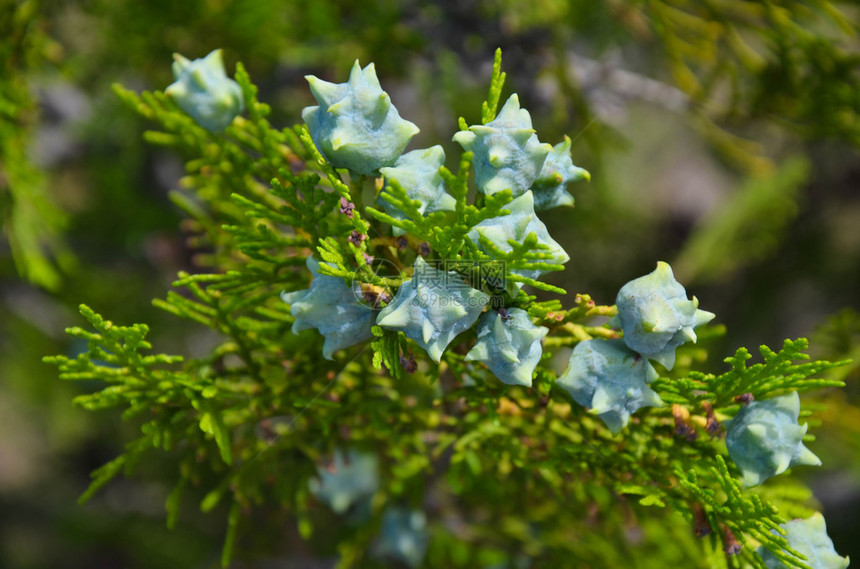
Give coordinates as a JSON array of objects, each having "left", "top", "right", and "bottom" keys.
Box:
[
  {"left": 0, "top": 0, "right": 74, "bottom": 290},
  {"left": 653, "top": 338, "right": 846, "bottom": 409},
  {"left": 43, "top": 48, "right": 852, "bottom": 569},
  {"left": 812, "top": 308, "right": 860, "bottom": 384}
]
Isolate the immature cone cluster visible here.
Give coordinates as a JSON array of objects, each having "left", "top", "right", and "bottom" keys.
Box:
[
  {"left": 303, "top": 61, "right": 419, "bottom": 175},
  {"left": 281, "top": 257, "right": 375, "bottom": 360},
  {"left": 558, "top": 261, "right": 712, "bottom": 432},
  {"left": 756, "top": 513, "right": 849, "bottom": 569},
  {"left": 165, "top": 49, "right": 244, "bottom": 132},
  {"left": 454, "top": 94, "right": 589, "bottom": 208},
  {"left": 557, "top": 339, "right": 662, "bottom": 433},
  {"left": 725, "top": 392, "right": 821, "bottom": 487},
  {"left": 377, "top": 257, "right": 488, "bottom": 363}
]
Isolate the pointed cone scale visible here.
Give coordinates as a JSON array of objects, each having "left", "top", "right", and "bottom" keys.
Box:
[
  {"left": 649, "top": 349, "right": 676, "bottom": 371},
  {"left": 679, "top": 326, "right": 697, "bottom": 343},
  {"left": 793, "top": 444, "right": 822, "bottom": 467},
  {"left": 488, "top": 149, "right": 510, "bottom": 167},
  {"left": 377, "top": 302, "right": 410, "bottom": 327},
  {"left": 746, "top": 423, "right": 770, "bottom": 443},
  {"left": 600, "top": 410, "right": 628, "bottom": 434},
  {"left": 773, "top": 452, "right": 793, "bottom": 475},
  {"left": 421, "top": 318, "right": 434, "bottom": 344},
  {"left": 464, "top": 341, "right": 489, "bottom": 362},
  {"left": 171, "top": 53, "right": 191, "bottom": 76},
  {"left": 694, "top": 308, "right": 716, "bottom": 328},
  {"left": 306, "top": 75, "right": 346, "bottom": 107},
  {"left": 510, "top": 128, "right": 537, "bottom": 145},
  {"left": 191, "top": 69, "right": 208, "bottom": 90},
  {"left": 742, "top": 470, "right": 764, "bottom": 488},
  {"left": 376, "top": 92, "right": 391, "bottom": 114},
  {"left": 590, "top": 386, "right": 614, "bottom": 415},
  {"left": 641, "top": 386, "right": 663, "bottom": 407},
  {"left": 451, "top": 130, "right": 475, "bottom": 147},
  {"left": 499, "top": 343, "right": 521, "bottom": 365}
]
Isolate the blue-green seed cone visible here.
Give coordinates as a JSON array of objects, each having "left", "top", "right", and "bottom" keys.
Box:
[
  {"left": 531, "top": 136, "right": 590, "bottom": 210},
  {"left": 378, "top": 146, "right": 455, "bottom": 235},
  {"left": 376, "top": 257, "right": 488, "bottom": 363},
  {"left": 725, "top": 391, "right": 821, "bottom": 487},
  {"left": 308, "top": 450, "right": 379, "bottom": 514},
  {"left": 557, "top": 338, "right": 662, "bottom": 433},
  {"left": 372, "top": 508, "right": 428, "bottom": 568},
  {"left": 454, "top": 94, "right": 552, "bottom": 197},
  {"left": 615, "top": 261, "right": 714, "bottom": 370},
  {"left": 281, "top": 257, "right": 375, "bottom": 360},
  {"left": 165, "top": 49, "right": 244, "bottom": 132},
  {"left": 756, "top": 513, "right": 849, "bottom": 568},
  {"left": 303, "top": 60, "right": 419, "bottom": 176},
  {"left": 467, "top": 190, "right": 569, "bottom": 294},
  {"left": 465, "top": 308, "right": 548, "bottom": 387}
]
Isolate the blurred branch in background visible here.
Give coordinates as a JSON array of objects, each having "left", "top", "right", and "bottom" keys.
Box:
[
  {"left": 637, "top": 0, "right": 860, "bottom": 171},
  {"left": 0, "top": 0, "right": 75, "bottom": 291},
  {"left": 672, "top": 157, "right": 809, "bottom": 285}
]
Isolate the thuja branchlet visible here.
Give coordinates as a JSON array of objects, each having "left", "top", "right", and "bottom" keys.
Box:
[{"left": 45, "top": 48, "right": 850, "bottom": 569}]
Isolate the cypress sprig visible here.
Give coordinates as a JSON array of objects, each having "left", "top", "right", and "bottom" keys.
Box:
[
  {"left": 47, "top": 49, "right": 852, "bottom": 569},
  {"left": 653, "top": 338, "right": 847, "bottom": 409}
]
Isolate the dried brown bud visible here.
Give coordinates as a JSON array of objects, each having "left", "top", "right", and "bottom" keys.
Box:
[
  {"left": 339, "top": 197, "right": 355, "bottom": 218},
  {"left": 673, "top": 404, "right": 698, "bottom": 442},
  {"left": 734, "top": 393, "right": 754, "bottom": 405},
  {"left": 361, "top": 285, "right": 391, "bottom": 309},
  {"left": 692, "top": 503, "right": 712, "bottom": 537},
  {"left": 722, "top": 525, "right": 742, "bottom": 556},
  {"left": 703, "top": 401, "right": 721, "bottom": 435},
  {"left": 399, "top": 352, "right": 417, "bottom": 373}
]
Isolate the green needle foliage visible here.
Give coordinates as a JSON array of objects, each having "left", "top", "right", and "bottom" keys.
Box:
[{"left": 46, "top": 49, "right": 850, "bottom": 568}]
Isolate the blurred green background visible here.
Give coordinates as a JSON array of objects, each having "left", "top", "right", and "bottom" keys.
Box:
[{"left": 1, "top": 0, "right": 858, "bottom": 567}]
